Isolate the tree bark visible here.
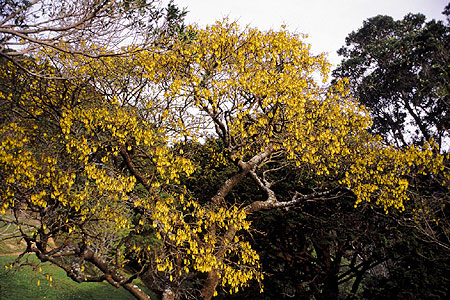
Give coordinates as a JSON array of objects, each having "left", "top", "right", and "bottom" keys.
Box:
[
  {"left": 201, "top": 272, "right": 220, "bottom": 300},
  {"left": 30, "top": 242, "right": 152, "bottom": 300},
  {"left": 199, "top": 145, "right": 350, "bottom": 299},
  {"left": 123, "top": 283, "right": 153, "bottom": 300},
  {"left": 200, "top": 145, "right": 273, "bottom": 299}
]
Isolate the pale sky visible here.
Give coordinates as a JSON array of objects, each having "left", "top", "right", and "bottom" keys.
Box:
[{"left": 173, "top": 0, "right": 448, "bottom": 68}]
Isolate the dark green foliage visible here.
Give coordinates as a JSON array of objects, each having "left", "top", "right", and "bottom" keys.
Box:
[
  {"left": 224, "top": 198, "right": 389, "bottom": 300},
  {"left": 179, "top": 139, "right": 241, "bottom": 204},
  {"left": 333, "top": 11, "right": 449, "bottom": 149},
  {"left": 361, "top": 238, "right": 450, "bottom": 300}
]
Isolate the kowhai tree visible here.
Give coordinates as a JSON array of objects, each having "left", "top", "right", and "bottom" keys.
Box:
[{"left": 0, "top": 8, "right": 449, "bottom": 300}]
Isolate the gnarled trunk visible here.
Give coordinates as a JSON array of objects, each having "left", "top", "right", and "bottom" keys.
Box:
[
  {"left": 123, "top": 283, "right": 152, "bottom": 300},
  {"left": 201, "top": 272, "right": 220, "bottom": 300}
]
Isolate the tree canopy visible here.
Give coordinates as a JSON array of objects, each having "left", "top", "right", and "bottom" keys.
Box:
[
  {"left": 0, "top": 0, "right": 187, "bottom": 78},
  {"left": 333, "top": 11, "right": 449, "bottom": 149},
  {"left": 1, "top": 3, "right": 449, "bottom": 300}
]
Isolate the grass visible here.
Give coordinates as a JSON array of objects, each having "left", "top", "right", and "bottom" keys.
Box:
[
  {"left": 0, "top": 255, "right": 158, "bottom": 300},
  {"left": 0, "top": 255, "right": 157, "bottom": 300},
  {"left": 0, "top": 218, "right": 27, "bottom": 255},
  {"left": 0, "top": 214, "right": 157, "bottom": 300}
]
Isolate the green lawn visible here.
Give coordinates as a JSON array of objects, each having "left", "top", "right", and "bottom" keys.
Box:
[
  {"left": 0, "top": 217, "right": 27, "bottom": 255},
  {"left": 0, "top": 255, "right": 156, "bottom": 300}
]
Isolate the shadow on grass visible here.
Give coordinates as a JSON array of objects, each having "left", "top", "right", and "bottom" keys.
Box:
[{"left": 0, "top": 256, "right": 156, "bottom": 300}]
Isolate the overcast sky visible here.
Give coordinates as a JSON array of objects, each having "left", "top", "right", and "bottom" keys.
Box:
[{"left": 173, "top": 0, "right": 448, "bottom": 68}]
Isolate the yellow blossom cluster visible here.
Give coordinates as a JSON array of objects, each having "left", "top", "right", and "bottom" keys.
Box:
[
  {"left": 151, "top": 193, "right": 260, "bottom": 291},
  {"left": 0, "top": 54, "right": 194, "bottom": 234}
]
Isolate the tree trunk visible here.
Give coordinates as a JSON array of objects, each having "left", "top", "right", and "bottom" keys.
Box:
[
  {"left": 123, "top": 283, "right": 153, "bottom": 300},
  {"left": 200, "top": 146, "right": 274, "bottom": 298},
  {"left": 201, "top": 271, "right": 220, "bottom": 300},
  {"left": 318, "top": 274, "right": 339, "bottom": 300}
]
